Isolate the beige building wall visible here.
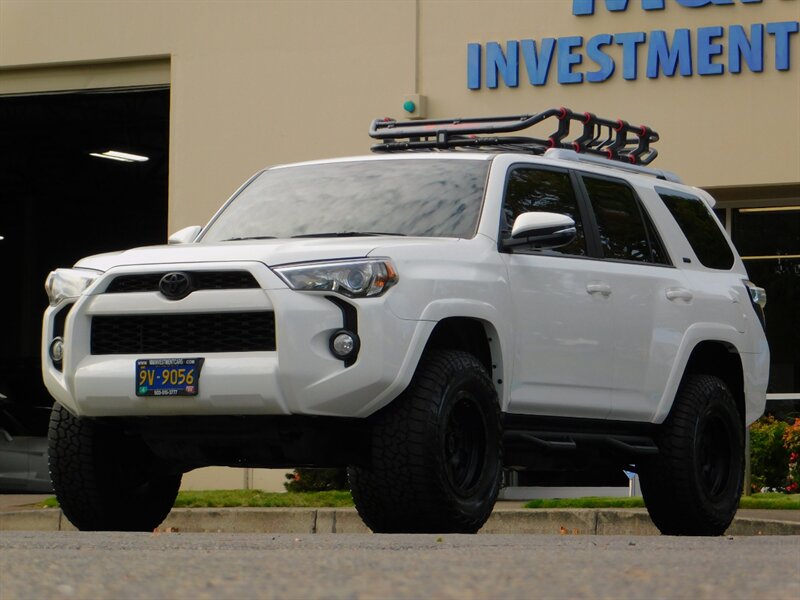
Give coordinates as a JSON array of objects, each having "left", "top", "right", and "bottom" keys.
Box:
[
  {"left": 0, "top": 0, "right": 418, "bottom": 231},
  {"left": 2, "top": 0, "right": 797, "bottom": 233},
  {"left": 181, "top": 467, "right": 289, "bottom": 492},
  {"left": 420, "top": 0, "right": 799, "bottom": 189}
]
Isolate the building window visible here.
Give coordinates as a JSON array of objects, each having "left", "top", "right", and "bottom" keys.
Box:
[{"left": 732, "top": 205, "right": 799, "bottom": 395}]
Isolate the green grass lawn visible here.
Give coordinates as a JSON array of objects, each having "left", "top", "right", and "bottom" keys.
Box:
[
  {"left": 40, "top": 489, "right": 353, "bottom": 509},
  {"left": 523, "top": 492, "right": 799, "bottom": 510},
  {"left": 524, "top": 496, "right": 646, "bottom": 509},
  {"left": 173, "top": 489, "right": 354, "bottom": 508},
  {"left": 39, "top": 490, "right": 797, "bottom": 510}
]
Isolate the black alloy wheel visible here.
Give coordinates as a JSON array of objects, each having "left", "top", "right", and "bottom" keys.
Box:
[
  {"left": 442, "top": 393, "right": 489, "bottom": 497},
  {"left": 639, "top": 374, "right": 744, "bottom": 536},
  {"left": 348, "top": 350, "right": 502, "bottom": 533}
]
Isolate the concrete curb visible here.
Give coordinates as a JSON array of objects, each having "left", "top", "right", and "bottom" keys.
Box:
[{"left": 2, "top": 507, "right": 799, "bottom": 535}]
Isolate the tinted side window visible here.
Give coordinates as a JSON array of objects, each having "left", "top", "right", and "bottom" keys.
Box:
[
  {"left": 583, "top": 176, "right": 655, "bottom": 263},
  {"left": 657, "top": 187, "right": 734, "bottom": 270},
  {"left": 502, "top": 168, "right": 587, "bottom": 256}
]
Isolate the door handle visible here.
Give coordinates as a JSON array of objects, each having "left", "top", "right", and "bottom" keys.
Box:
[
  {"left": 665, "top": 287, "right": 693, "bottom": 302},
  {"left": 586, "top": 282, "right": 612, "bottom": 297}
]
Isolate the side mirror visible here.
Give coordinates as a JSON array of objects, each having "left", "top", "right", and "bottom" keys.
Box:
[
  {"left": 168, "top": 225, "right": 202, "bottom": 245},
  {"left": 502, "top": 212, "right": 576, "bottom": 250}
]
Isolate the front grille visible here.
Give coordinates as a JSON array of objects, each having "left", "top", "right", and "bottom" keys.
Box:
[
  {"left": 91, "top": 312, "right": 276, "bottom": 354},
  {"left": 105, "top": 271, "right": 259, "bottom": 293}
]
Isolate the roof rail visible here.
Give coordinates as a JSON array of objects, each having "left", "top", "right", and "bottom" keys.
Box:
[
  {"left": 545, "top": 149, "right": 682, "bottom": 183},
  {"left": 369, "top": 107, "right": 660, "bottom": 166}
]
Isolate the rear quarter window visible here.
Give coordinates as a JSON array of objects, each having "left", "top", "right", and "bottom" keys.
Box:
[{"left": 656, "top": 187, "right": 734, "bottom": 270}]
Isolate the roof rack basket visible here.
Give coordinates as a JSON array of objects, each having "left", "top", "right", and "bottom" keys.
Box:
[{"left": 369, "top": 107, "right": 659, "bottom": 166}]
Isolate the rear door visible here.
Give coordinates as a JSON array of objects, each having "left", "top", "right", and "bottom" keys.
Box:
[{"left": 574, "top": 174, "right": 691, "bottom": 422}]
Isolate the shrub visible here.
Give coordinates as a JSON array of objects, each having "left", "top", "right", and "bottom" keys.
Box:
[
  {"left": 783, "top": 418, "right": 800, "bottom": 494},
  {"left": 284, "top": 468, "right": 349, "bottom": 492},
  {"left": 749, "top": 416, "right": 789, "bottom": 492}
]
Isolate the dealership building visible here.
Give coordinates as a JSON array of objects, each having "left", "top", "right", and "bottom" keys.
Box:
[{"left": 1, "top": 0, "right": 797, "bottom": 491}]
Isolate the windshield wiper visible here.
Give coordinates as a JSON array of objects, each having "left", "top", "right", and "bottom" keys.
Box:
[
  {"left": 291, "top": 231, "right": 406, "bottom": 238},
  {"left": 222, "top": 236, "right": 278, "bottom": 241}
]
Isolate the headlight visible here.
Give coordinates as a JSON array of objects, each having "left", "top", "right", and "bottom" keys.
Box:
[
  {"left": 45, "top": 268, "right": 101, "bottom": 306},
  {"left": 273, "top": 258, "right": 398, "bottom": 298}
]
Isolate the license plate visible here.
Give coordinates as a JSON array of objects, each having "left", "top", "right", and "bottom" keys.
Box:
[{"left": 136, "top": 358, "right": 204, "bottom": 397}]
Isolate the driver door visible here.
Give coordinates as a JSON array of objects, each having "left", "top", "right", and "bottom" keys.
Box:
[{"left": 501, "top": 165, "right": 614, "bottom": 419}]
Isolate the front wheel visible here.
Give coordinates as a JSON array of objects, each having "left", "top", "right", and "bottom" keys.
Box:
[
  {"left": 639, "top": 374, "right": 744, "bottom": 536},
  {"left": 48, "top": 403, "right": 181, "bottom": 531},
  {"left": 348, "top": 350, "right": 502, "bottom": 533}
]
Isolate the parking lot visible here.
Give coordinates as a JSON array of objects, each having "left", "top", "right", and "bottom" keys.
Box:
[{"left": 1, "top": 531, "right": 798, "bottom": 599}]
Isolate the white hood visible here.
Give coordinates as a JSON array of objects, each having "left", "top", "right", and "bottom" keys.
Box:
[{"left": 74, "top": 236, "right": 456, "bottom": 272}]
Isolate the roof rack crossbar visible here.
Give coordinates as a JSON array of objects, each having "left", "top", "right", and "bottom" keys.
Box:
[{"left": 370, "top": 107, "right": 660, "bottom": 166}]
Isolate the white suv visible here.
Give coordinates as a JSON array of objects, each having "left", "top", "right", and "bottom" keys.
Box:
[{"left": 43, "top": 109, "right": 769, "bottom": 535}]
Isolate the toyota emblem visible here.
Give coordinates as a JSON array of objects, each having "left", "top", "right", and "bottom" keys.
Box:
[{"left": 159, "top": 272, "right": 193, "bottom": 300}]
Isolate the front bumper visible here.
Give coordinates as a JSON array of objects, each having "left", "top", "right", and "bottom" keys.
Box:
[{"left": 42, "top": 261, "right": 423, "bottom": 418}]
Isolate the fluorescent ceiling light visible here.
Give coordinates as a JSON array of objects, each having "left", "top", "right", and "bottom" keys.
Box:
[
  {"left": 89, "top": 150, "right": 149, "bottom": 162},
  {"left": 741, "top": 254, "right": 800, "bottom": 261},
  {"left": 739, "top": 206, "right": 799, "bottom": 213}
]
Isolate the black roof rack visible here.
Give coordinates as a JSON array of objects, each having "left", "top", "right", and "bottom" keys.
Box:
[{"left": 369, "top": 107, "right": 659, "bottom": 166}]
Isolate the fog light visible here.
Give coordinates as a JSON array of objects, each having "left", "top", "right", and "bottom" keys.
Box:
[
  {"left": 329, "top": 330, "right": 360, "bottom": 361},
  {"left": 49, "top": 337, "right": 64, "bottom": 364}
]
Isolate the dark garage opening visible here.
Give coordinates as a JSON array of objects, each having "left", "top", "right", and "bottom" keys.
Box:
[{"left": 0, "top": 87, "right": 170, "bottom": 434}]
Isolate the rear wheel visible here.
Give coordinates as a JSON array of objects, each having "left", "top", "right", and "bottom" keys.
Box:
[
  {"left": 48, "top": 403, "right": 181, "bottom": 531},
  {"left": 640, "top": 374, "right": 743, "bottom": 536},
  {"left": 348, "top": 350, "right": 502, "bottom": 533}
]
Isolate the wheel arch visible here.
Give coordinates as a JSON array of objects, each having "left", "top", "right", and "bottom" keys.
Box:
[
  {"left": 422, "top": 317, "right": 505, "bottom": 406},
  {"left": 653, "top": 322, "right": 755, "bottom": 425},
  {"left": 676, "top": 340, "right": 745, "bottom": 423}
]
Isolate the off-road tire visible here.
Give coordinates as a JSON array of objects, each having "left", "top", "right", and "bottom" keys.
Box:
[
  {"left": 48, "top": 403, "right": 181, "bottom": 531},
  {"left": 348, "top": 350, "right": 502, "bottom": 533},
  {"left": 639, "top": 374, "right": 743, "bottom": 536}
]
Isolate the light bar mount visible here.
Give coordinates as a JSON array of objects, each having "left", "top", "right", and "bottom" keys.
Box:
[{"left": 369, "top": 107, "right": 659, "bottom": 166}]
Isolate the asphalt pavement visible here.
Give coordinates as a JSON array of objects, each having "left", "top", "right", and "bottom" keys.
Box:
[{"left": 1, "top": 531, "right": 798, "bottom": 599}]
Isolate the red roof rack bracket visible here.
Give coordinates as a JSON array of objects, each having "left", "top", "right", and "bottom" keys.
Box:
[{"left": 369, "top": 108, "right": 660, "bottom": 166}]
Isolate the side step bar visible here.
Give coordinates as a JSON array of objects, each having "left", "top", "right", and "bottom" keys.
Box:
[{"left": 503, "top": 430, "right": 659, "bottom": 456}]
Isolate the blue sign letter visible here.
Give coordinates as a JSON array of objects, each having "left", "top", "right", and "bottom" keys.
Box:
[
  {"left": 486, "top": 41, "right": 519, "bottom": 88},
  {"left": 467, "top": 43, "right": 481, "bottom": 89},
  {"left": 573, "top": 0, "right": 664, "bottom": 16},
  {"left": 729, "top": 24, "right": 763, "bottom": 73},
  {"left": 558, "top": 36, "right": 584, "bottom": 84},
  {"left": 647, "top": 29, "right": 693, "bottom": 78},
  {"left": 767, "top": 21, "right": 799, "bottom": 71},
  {"left": 615, "top": 31, "right": 647, "bottom": 79},
  {"left": 697, "top": 26, "right": 724, "bottom": 75},
  {"left": 676, "top": 0, "right": 733, "bottom": 7},
  {"left": 587, "top": 34, "right": 616, "bottom": 82},
  {"left": 521, "top": 38, "right": 557, "bottom": 86}
]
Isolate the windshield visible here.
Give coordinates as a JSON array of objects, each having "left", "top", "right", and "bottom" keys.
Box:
[{"left": 200, "top": 159, "right": 490, "bottom": 242}]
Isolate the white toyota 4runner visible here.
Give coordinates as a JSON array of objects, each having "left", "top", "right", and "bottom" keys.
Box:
[{"left": 43, "top": 109, "right": 769, "bottom": 535}]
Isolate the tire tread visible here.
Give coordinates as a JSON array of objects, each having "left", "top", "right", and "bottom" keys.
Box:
[
  {"left": 349, "top": 350, "right": 501, "bottom": 533},
  {"left": 640, "top": 374, "right": 743, "bottom": 536}
]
